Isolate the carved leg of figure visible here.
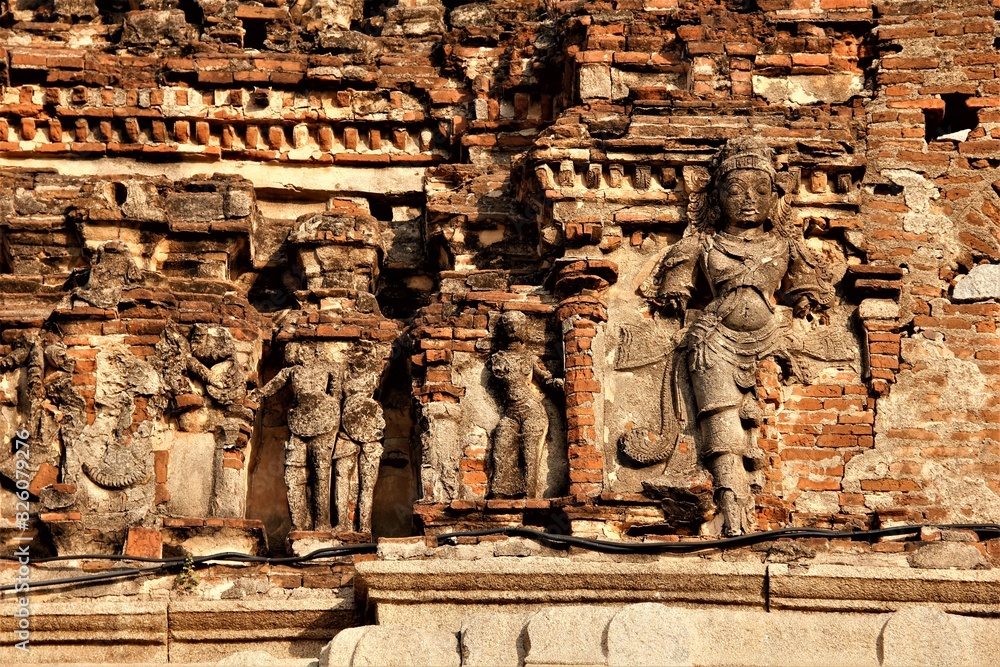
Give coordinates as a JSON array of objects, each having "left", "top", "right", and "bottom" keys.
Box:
[
  {"left": 710, "top": 453, "right": 751, "bottom": 537},
  {"left": 491, "top": 415, "right": 524, "bottom": 497},
  {"left": 334, "top": 454, "right": 356, "bottom": 532},
  {"left": 358, "top": 440, "right": 383, "bottom": 534},
  {"left": 521, "top": 405, "right": 549, "bottom": 499},
  {"left": 285, "top": 436, "right": 311, "bottom": 531},
  {"left": 310, "top": 432, "right": 337, "bottom": 532},
  {"left": 699, "top": 409, "right": 754, "bottom": 537}
]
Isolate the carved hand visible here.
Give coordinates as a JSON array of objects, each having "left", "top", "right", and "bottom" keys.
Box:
[
  {"left": 659, "top": 294, "right": 689, "bottom": 315},
  {"left": 547, "top": 377, "right": 565, "bottom": 392}
]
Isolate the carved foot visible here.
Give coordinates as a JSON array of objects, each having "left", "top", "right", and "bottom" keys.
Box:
[{"left": 717, "top": 489, "right": 744, "bottom": 537}]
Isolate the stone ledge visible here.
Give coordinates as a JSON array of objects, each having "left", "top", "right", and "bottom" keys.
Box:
[
  {"left": 357, "top": 556, "right": 1000, "bottom": 629},
  {"left": 769, "top": 563, "right": 1000, "bottom": 614},
  {"left": 168, "top": 597, "right": 358, "bottom": 663},
  {"left": 0, "top": 599, "right": 168, "bottom": 664},
  {"left": 357, "top": 557, "right": 767, "bottom": 608}
]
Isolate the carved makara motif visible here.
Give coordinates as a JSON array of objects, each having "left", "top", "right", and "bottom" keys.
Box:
[
  {"left": 488, "top": 311, "right": 564, "bottom": 499},
  {"left": 629, "top": 137, "right": 847, "bottom": 536},
  {"left": 81, "top": 344, "right": 160, "bottom": 490}
]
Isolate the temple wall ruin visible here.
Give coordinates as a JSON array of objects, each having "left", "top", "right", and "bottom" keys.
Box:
[{"left": 1, "top": 0, "right": 1000, "bottom": 664}]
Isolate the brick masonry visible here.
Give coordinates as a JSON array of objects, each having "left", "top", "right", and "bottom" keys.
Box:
[{"left": 0, "top": 0, "right": 999, "bottom": 558}]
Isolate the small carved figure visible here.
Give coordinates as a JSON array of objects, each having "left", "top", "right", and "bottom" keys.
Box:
[
  {"left": 162, "top": 324, "right": 255, "bottom": 517},
  {"left": 41, "top": 342, "right": 86, "bottom": 485},
  {"left": 489, "top": 311, "right": 563, "bottom": 498},
  {"left": 170, "top": 324, "right": 252, "bottom": 419},
  {"left": 340, "top": 342, "right": 385, "bottom": 533},
  {"left": 0, "top": 336, "right": 44, "bottom": 483},
  {"left": 72, "top": 241, "right": 143, "bottom": 309},
  {"left": 258, "top": 342, "right": 344, "bottom": 532},
  {"left": 638, "top": 137, "right": 835, "bottom": 536}
]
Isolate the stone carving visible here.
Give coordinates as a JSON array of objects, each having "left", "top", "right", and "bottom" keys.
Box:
[
  {"left": 341, "top": 343, "right": 385, "bottom": 534},
  {"left": 72, "top": 241, "right": 143, "bottom": 310},
  {"left": 41, "top": 341, "right": 86, "bottom": 483},
  {"left": 258, "top": 341, "right": 383, "bottom": 533},
  {"left": 258, "top": 342, "right": 342, "bottom": 531},
  {"left": 80, "top": 344, "right": 160, "bottom": 490},
  {"left": 0, "top": 336, "right": 85, "bottom": 501},
  {"left": 489, "top": 311, "right": 564, "bottom": 498},
  {"left": 159, "top": 324, "right": 255, "bottom": 517},
  {"left": 634, "top": 137, "right": 838, "bottom": 536},
  {"left": 609, "top": 164, "right": 624, "bottom": 188},
  {"left": 634, "top": 165, "right": 651, "bottom": 191},
  {"left": 0, "top": 336, "right": 43, "bottom": 484},
  {"left": 170, "top": 324, "right": 252, "bottom": 416}
]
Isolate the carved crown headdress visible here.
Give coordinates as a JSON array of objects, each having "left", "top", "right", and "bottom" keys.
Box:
[{"left": 714, "top": 136, "right": 777, "bottom": 184}]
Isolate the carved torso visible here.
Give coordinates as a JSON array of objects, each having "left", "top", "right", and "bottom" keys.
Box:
[
  {"left": 288, "top": 365, "right": 342, "bottom": 437},
  {"left": 491, "top": 348, "right": 538, "bottom": 411},
  {"left": 704, "top": 231, "right": 790, "bottom": 332}
]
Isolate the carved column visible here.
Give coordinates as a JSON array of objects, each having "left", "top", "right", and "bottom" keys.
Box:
[{"left": 555, "top": 260, "right": 617, "bottom": 498}]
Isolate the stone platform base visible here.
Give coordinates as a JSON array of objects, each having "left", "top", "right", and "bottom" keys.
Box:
[
  {"left": 323, "top": 554, "right": 1000, "bottom": 667},
  {"left": 0, "top": 597, "right": 353, "bottom": 664},
  {"left": 326, "top": 602, "right": 1000, "bottom": 667}
]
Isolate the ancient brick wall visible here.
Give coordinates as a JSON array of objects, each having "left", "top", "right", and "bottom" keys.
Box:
[{"left": 0, "top": 0, "right": 998, "bottom": 566}]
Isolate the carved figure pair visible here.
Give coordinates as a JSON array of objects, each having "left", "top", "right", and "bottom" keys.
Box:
[
  {"left": 640, "top": 137, "right": 834, "bottom": 535},
  {"left": 258, "top": 342, "right": 384, "bottom": 533}
]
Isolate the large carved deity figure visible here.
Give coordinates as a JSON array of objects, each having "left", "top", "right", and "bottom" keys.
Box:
[
  {"left": 257, "top": 341, "right": 384, "bottom": 533},
  {"left": 639, "top": 137, "right": 834, "bottom": 536}
]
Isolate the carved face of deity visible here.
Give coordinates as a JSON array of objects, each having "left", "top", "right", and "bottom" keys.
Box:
[{"left": 717, "top": 169, "right": 776, "bottom": 231}]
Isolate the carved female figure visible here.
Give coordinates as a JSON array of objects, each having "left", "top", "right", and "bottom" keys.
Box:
[
  {"left": 489, "top": 311, "right": 563, "bottom": 498},
  {"left": 639, "top": 137, "right": 834, "bottom": 535}
]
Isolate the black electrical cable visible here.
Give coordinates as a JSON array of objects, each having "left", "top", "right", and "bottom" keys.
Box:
[
  {"left": 0, "top": 544, "right": 378, "bottom": 593},
  {"left": 3, "top": 523, "right": 998, "bottom": 593}
]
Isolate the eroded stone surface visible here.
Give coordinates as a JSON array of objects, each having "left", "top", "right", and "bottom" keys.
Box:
[
  {"left": 953, "top": 264, "right": 1000, "bottom": 302},
  {"left": 606, "top": 603, "right": 693, "bottom": 667}
]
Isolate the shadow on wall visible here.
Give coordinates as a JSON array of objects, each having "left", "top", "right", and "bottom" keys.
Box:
[
  {"left": 371, "top": 350, "right": 418, "bottom": 539},
  {"left": 245, "top": 348, "right": 293, "bottom": 553}
]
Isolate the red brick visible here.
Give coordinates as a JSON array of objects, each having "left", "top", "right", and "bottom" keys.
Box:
[
  {"left": 125, "top": 526, "right": 163, "bottom": 559},
  {"left": 882, "top": 57, "right": 940, "bottom": 69}
]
